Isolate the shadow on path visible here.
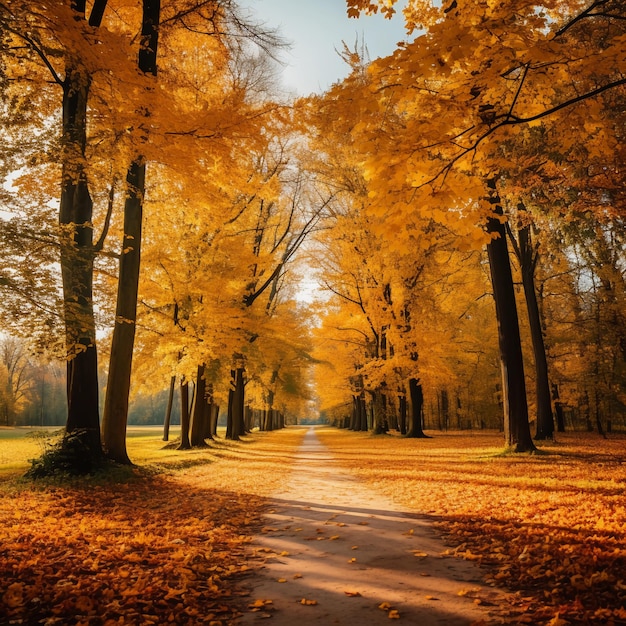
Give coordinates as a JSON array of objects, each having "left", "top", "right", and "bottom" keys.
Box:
[{"left": 237, "top": 428, "right": 503, "bottom": 625}]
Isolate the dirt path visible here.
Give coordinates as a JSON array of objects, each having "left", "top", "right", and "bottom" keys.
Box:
[{"left": 238, "top": 427, "right": 502, "bottom": 625}]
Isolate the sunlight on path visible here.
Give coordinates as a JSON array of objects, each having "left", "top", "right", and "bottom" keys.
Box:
[{"left": 238, "top": 427, "right": 501, "bottom": 625}]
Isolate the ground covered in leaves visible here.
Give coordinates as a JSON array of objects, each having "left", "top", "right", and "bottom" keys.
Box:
[
  {"left": 316, "top": 428, "right": 626, "bottom": 626},
  {"left": 0, "top": 428, "right": 305, "bottom": 625},
  {"left": 2, "top": 427, "right": 625, "bottom": 625}
]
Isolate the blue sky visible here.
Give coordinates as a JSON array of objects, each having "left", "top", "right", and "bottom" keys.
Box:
[{"left": 241, "top": 0, "right": 409, "bottom": 95}]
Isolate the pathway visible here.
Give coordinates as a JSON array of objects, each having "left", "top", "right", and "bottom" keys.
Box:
[{"left": 238, "top": 427, "right": 502, "bottom": 625}]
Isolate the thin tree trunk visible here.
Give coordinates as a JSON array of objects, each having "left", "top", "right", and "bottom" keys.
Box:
[
  {"left": 162, "top": 375, "right": 175, "bottom": 441},
  {"left": 178, "top": 380, "right": 191, "bottom": 449},
  {"left": 102, "top": 0, "right": 160, "bottom": 464},
  {"left": 371, "top": 390, "right": 387, "bottom": 434},
  {"left": 552, "top": 384, "right": 566, "bottom": 432},
  {"left": 485, "top": 178, "right": 536, "bottom": 452},
  {"left": 102, "top": 162, "right": 144, "bottom": 464},
  {"left": 359, "top": 394, "right": 368, "bottom": 431},
  {"left": 210, "top": 404, "right": 219, "bottom": 437},
  {"left": 508, "top": 208, "right": 554, "bottom": 440},
  {"left": 398, "top": 395, "right": 407, "bottom": 435}
]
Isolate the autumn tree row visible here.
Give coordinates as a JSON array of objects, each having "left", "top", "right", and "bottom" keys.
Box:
[
  {"left": 0, "top": 1, "right": 322, "bottom": 468},
  {"left": 309, "top": 0, "right": 626, "bottom": 449}
]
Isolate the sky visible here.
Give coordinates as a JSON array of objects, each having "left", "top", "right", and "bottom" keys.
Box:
[{"left": 240, "top": 0, "right": 409, "bottom": 95}]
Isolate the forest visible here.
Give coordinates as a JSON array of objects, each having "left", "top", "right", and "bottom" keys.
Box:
[
  {"left": 1, "top": 0, "right": 625, "bottom": 462},
  {"left": 1, "top": 2, "right": 626, "bottom": 625}
]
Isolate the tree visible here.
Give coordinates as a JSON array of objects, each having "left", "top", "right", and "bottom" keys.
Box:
[
  {"left": 101, "top": 0, "right": 160, "bottom": 465},
  {"left": 485, "top": 180, "right": 536, "bottom": 451},
  {"left": 0, "top": 337, "right": 34, "bottom": 425}
]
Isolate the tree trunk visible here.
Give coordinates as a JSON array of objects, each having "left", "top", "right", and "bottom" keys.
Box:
[
  {"left": 227, "top": 367, "right": 244, "bottom": 440},
  {"left": 162, "top": 374, "right": 175, "bottom": 441},
  {"left": 210, "top": 404, "right": 219, "bottom": 437},
  {"left": 511, "top": 210, "right": 555, "bottom": 441},
  {"left": 101, "top": 0, "right": 160, "bottom": 464},
  {"left": 552, "top": 384, "right": 566, "bottom": 432},
  {"left": 441, "top": 389, "right": 449, "bottom": 430},
  {"left": 398, "top": 395, "right": 407, "bottom": 435},
  {"left": 59, "top": 64, "right": 102, "bottom": 458},
  {"left": 351, "top": 395, "right": 359, "bottom": 430},
  {"left": 178, "top": 380, "right": 191, "bottom": 450},
  {"left": 406, "top": 378, "right": 429, "bottom": 438},
  {"left": 190, "top": 364, "right": 209, "bottom": 447},
  {"left": 359, "top": 394, "right": 368, "bottom": 431},
  {"left": 371, "top": 390, "right": 387, "bottom": 434},
  {"left": 594, "top": 389, "right": 606, "bottom": 438},
  {"left": 101, "top": 162, "right": 144, "bottom": 464},
  {"left": 485, "top": 179, "right": 536, "bottom": 452}
]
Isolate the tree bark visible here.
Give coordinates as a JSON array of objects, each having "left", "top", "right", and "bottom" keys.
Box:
[
  {"left": 398, "top": 395, "right": 407, "bottom": 435},
  {"left": 59, "top": 63, "right": 102, "bottom": 458},
  {"left": 101, "top": 162, "right": 144, "bottom": 463},
  {"left": 102, "top": 0, "right": 160, "bottom": 464},
  {"left": 552, "top": 384, "right": 566, "bottom": 432},
  {"left": 510, "top": 209, "right": 554, "bottom": 440},
  {"left": 162, "top": 375, "right": 175, "bottom": 441},
  {"left": 178, "top": 380, "right": 191, "bottom": 449},
  {"left": 227, "top": 367, "right": 244, "bottom": 440},
  {"left": 190, "top": 364, "right": 210, "bottom": 447},
  {"left": 485, "top": 179, "right": 536, "bottom": 452},
  {"left": 406, "top": 378, "right": 429, "bottom": 438}
]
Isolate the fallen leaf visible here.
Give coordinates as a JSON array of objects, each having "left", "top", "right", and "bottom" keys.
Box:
[
  {"left": 344, "top": 591, "right": 362, "bottom": 597},
  {"left": 388, "top": 609, "right": 400, "bottom": 619},
  {"left": 3, "top": 583, "right": 23, "bottom": 608},
  {"left": 300, "top": 598, "right": 318, "bottom": 606}
]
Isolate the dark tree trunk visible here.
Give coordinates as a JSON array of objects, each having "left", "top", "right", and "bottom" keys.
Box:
[
  {"left": 102, "top": 161, "right": 144, "bottom": 464},
  {"left": 178, "top": 381, "right": 191, "bottom": 450},
  {"left": 407, "top": 378, "right": 429, "bottom": 438},
  {"left": 227, "top": 378, "right": 234, "bottom": 439},
  {"left": 398, "top": 395, "right": 407, "bottom": 435},
  {"left": 509, "top": 209, "right": 554, "bottom": 441},
  {"left": 485, "top": 179, "right": 536, "bottom": 452},
  {"left": 102, "top": 0, "right": 160, "bottom": 464},
  {"left": 227, "top": 367, "right": 244, "bottom": 440},
  {"left": 162, "top": 375, "right": 175, "bottom": 441},
  {"left": 190, "top": 364, "right": 210, "bottom": 447},
  {"left": 350, "top": 396, "right": 358, "bottom": 430},
  {"left": 552, "top": 384, "right": 566, "bottom": 432},
  {"left": 266, "top": 387, "right": 276, "bottom": 432},
  {"left": 594, "top": 389, "right": 606, "bottom": 438},
  {"left": 59, "top": 63, "right": 102, "bottom": 459},
  {"left": 441, "top": 389, "right": 449, "bottom": 430},
  {"left": 210, "top": 404, "right": 219, "bottom": 437},
  {"left": 359, "top": 394, "right": 368, "bottom": 431},
  {"left": 371, "top": 391, "right": 387, "bottom": 434}
]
